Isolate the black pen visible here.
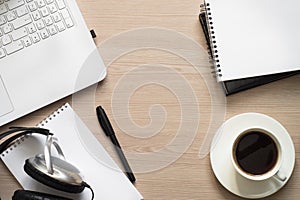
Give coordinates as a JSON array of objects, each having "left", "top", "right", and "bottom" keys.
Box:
[{"left": 96, "top": 106, "right": 136, "bottom": 183}]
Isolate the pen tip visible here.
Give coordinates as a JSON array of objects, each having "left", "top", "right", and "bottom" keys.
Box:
[{"left": 96, "top": 106, "right": 103, "bottom": 111}]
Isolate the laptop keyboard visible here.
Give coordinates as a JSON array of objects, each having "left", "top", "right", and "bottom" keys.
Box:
[{"left": 0, "top": 0, "right": 74, "bottom": 59}]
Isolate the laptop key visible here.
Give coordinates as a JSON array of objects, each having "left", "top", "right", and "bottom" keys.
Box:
[
  {"left": 12, "top": 14, "right": 32, "bottom": 29},
  {"left": 60, "top": 8, "right": 69, "bottom": 18},
  {"left": 4, "top": 40, "right": 24, "bottom": 54},
  {"left": 0, "top": 48, "right": 5, "bottom": 58},
  {"left": 55, "top": 0, "right": 65, "bottom": 9},
  {"left": 48, "top": 3, "right": 57, "bottom": 13},
  {"left": 48, "top": 25, "right": 57, "bottom": 35},
  {"left": 27, "top": 1, "right": 37, "bottom": 11},
  {"left": 2, "top": 35, "right": 12, "bottom": 45},
  {"left": 22, "top": 36, "right": 32, "bottom": 46},
  {"left": 40, "top": 28, "right": 49, "bottom": 39},
  {"left": 31, "top": 32, "right": 40, "bottom": 43},
  {"left": 11, "top": 27, "right": 27, "bottom": 40},
  {"left": 40, "top": 6, "right": 49, "bottom": 16},
  {"left": 6, "top": 0, "right": 25, "bottom": 10},
  {"left": 16, "top": 5, "right": 28, "bottom": 17},
  {"left": 0, "top": 15, "right": 6, "bottom": 25},
  {"left": 6, "top": 11, "right": 17, "bottom": 21},
  {"left": 64, "top": 18, "right": 73, "bottom": 28},
  {"left": 27, "top": 23, "right": 36, "bottom": 33},
  {"left": 35, "top": 19, "right": 45, "bottom": 29},
  {"left": 32, "top": 10, "right": 41, "bottom": 20},
  {"left": 52, "top": 12, "right": 61, "bottom": 22},
  {"left": 0, "top": 4, "right": 8, "bottom": 14},
  {"left": 36, "top": 0, "right": 45, "bottom": 8},
  {"left": 56, "top": 21, "right": 65, "bottom": 31},
  {"left": 44, "top": 15, "right": 53, "bottom": 25},
  {"left": 3, "top": 23, "right": 13, "bottom": 34}
]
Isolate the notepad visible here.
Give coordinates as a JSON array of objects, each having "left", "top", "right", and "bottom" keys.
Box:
[
  {"left": 200, "top": 0, "right": 300, "bottom": 94},
  {"left": 0, "top": 103, "right": 143, "bottom": 200}
]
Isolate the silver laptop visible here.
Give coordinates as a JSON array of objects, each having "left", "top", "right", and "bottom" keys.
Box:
[{"left": 0, "top": 0, "right": 106, "bottom": 126}]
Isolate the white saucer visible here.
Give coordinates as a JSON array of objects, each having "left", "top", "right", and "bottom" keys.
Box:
[{"left": 210, "top": 113, "right": 295, "bottom": 199}]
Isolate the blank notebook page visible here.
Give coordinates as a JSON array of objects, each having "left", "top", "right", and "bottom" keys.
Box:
[{"left": 206, "top": 0, "right": 300, "bottom": 81}]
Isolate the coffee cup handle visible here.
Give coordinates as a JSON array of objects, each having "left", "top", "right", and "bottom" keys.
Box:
[{"left": 274, "top": 170, "right": 287, "bottom": 182}]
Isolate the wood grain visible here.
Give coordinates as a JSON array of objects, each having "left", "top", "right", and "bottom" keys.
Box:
[{"left": 1, "top": 0, "right": 300, "bottom": 199}]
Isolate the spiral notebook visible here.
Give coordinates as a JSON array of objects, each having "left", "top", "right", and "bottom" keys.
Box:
[
  {"left": 0, "top": 103, "right": 143, "bottom": 200},
  {"left": 200, "top": 0, "right": 300, "bottom": 95}
]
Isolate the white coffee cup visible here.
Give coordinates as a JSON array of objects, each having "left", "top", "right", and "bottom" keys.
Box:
[{"left": 231, "top": 127, "right": 286, "bottom": 182}]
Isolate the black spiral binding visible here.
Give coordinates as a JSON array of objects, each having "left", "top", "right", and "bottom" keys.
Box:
[
  {"left": 201, "top": 2, "right": 222, "bottom": 78},
  {"left": 39, "top": 104, "right": 68, "bottom": 127},
  {"left": 1, "top": 135, "right": 27, "bottom": 157}
]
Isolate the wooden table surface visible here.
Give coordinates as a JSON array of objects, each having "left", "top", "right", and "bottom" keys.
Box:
[{"left": 1, "top": 0, "right": 300, "bottom": 199}]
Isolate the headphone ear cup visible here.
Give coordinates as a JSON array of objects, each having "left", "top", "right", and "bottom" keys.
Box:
[{"left": 24, "top": 155, "right": 85, "bottom": 193}]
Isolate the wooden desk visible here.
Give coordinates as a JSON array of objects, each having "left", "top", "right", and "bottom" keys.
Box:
[{"left": 1, "top": 0, "right": 299, "bottom": 199}]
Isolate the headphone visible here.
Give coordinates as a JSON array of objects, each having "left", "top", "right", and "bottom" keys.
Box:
[{"left": 0, "top": 127, "right": 94, "bottom": 199}]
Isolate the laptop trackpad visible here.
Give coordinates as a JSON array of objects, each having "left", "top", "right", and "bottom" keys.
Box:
[{"left": 0, "top": 76, "right": 14, "bottom": 117}]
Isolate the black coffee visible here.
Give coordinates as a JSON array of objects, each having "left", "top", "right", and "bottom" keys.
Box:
[{"left": 234, "top": 131, "right": 278, "bottom": 175}]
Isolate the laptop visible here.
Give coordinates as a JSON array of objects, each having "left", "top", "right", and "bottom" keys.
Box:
[{"left": 0, "top": 0, "right": 106, "bottom": 126}]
